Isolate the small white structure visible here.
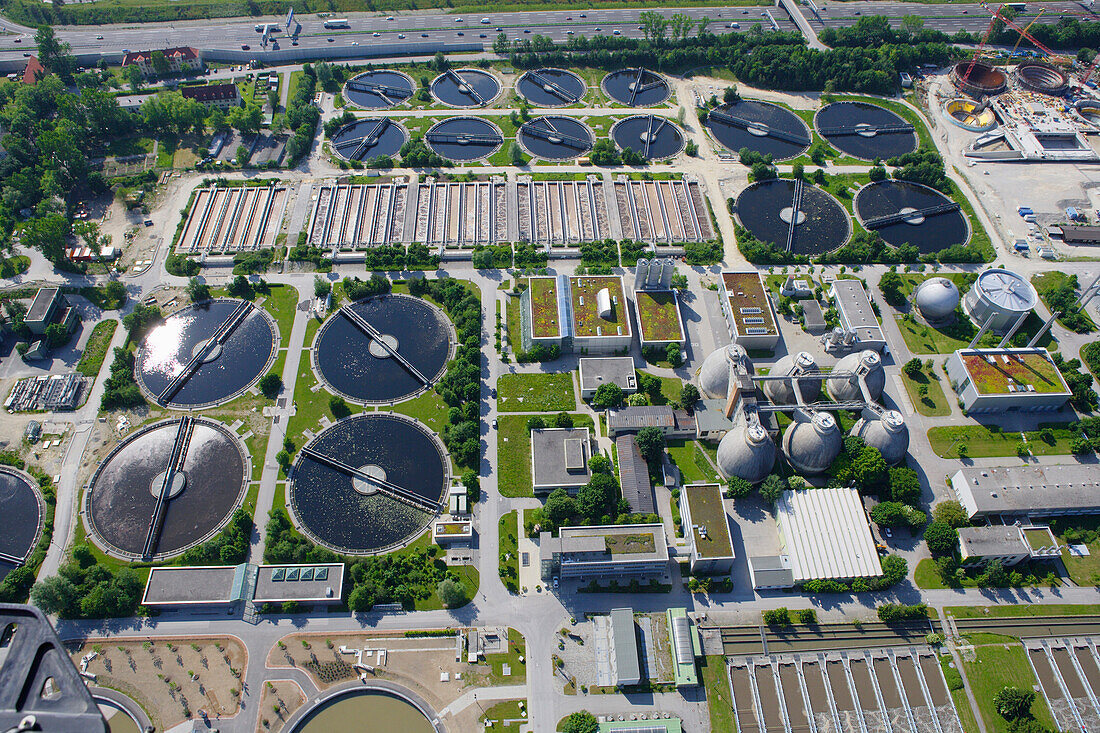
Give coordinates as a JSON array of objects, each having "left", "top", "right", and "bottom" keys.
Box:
[
  {"left": 596, "top": 288, "right": 613, "bottom": 319},
  {"left": 914, "top": 277, "right": 960, "bottom": 321}
]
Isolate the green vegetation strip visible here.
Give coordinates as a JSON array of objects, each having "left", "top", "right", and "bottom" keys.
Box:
[
  {"left": 927, "top": 424, "right": 1080, "bottom": 458},
  {"left": 960, "top": 643, "right": 1056, "bottom": 733},
  {"left": 900, "top": 366, "right": 950, "bottom": 417},
  {"left": 497, "top": 372, "right": 576, "bottom": 413},
  {"left": 76, "top": 320, "right": 118, "bottom": 378},
  {"left": 497, "top": 413, "right": 593, "bottom": 498},
  {"left": 944, "top": 604, "right": 1100, "bottom": 619}
]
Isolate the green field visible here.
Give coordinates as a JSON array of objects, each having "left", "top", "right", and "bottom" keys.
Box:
[
  {"left": 944, "top": 604, "right": 1100, "bottom": 619},
  {"left": 479, "top": 700, "right": 527, "bottom": 733},
  {"left": 1033, "top": 271, "right": 1097, "bottom": 333},
  {"left": 701, "top": 656, "right": 735, "bottom": 733},
  {"left": 497, "top": 372, "right": 576, "bottom": 412},
  {"left": 260, "top": 284, "right": 300, "bottom": 348},
  {"left": 899, "top": 363, "right": 950, "bottom": 417},
  {"left": 666, "top": 439, "right": 721, "bottom": 484},
  {"left": 499, "top": 510, "right": 519, "bottom": 594},
  {"left": 927, "top": 424, "right": 1079, "bottom": 458},
  {"left": 497, "top": 412, "right": 593, "bottom": 497},
  {"left": 960, "top": 643, "right": 1056, "bottom": 732}
]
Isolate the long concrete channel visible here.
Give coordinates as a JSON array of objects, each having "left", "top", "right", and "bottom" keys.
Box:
[
  {"left": 307, "top": 182, "right": 407, "bottom": 249},
  {"left": 719, "top": 621, "right": 939, "bottom": 657},
  {"left": 178, "top": 185, "right": 286, "bottom": 252},
  {"left": 614, "top": 177, "right": 715, "bottom": 245}
]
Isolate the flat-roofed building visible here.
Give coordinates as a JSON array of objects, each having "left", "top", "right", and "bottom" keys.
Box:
[
  {"left": 1060, "top": 225, "right": 1100, "bottom": 245},
  {"left": 142, "top": 563, "right": 345, "bottom": 609},
  {"left": 945, "top": 348, "right": 1071, "bottom": 413},
  {"left": 616, "top": 434, "right": 655, "bottom": 514},
  {"left": 579, "top": 357, "right": 638, "bottom": 399},
  {"left": 748, "top": 555, "right": 795, "bottom": 589},
  {"left": 519, "top": 275, "right": 565, "bottom": 354},
  {"left": 609, "top": 607, "right": 641, "bottom": 686},
  {"left": 950, "top": 465, "right": 1100, "bottom": 519},
  {"left": 607, "top": 405, "right": 695, "bottom": 438},
  {"left": 540, "top": 523, "right": 669, "bottom": 583},
  {"left": 958, "top": 526, "right": 1030, "bottom": 567},
  {"left": 718, "top": 271, "right": 780, "bottom": 350},
  {"left": 25, "top": 288, "right": 76, "bottom": 336},
  {"left": 665, "top": 607, "right": 701, "bottom": 688},
  {"left": 829, "top": 279, "right": 886, "bottom": 351},
  {"left": 774, "top": 487, "right": 882, "bottom": 585},
  {"left": 680, "top": 483, "right": 735, "bottom": 575},
  {"left": 519, "top": 275, "right": 633, "bottom": 354},
  {"left": 531, "top": 427, "right": 592, "bottom": 494},
  {"left": 632, "top": 289, "right": 686, "bottom": 349},
  {"left": 252, "top": 564, "right": 345, "bottom": 605}
]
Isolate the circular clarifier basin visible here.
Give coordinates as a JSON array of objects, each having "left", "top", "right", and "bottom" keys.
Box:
[
  {"left": 814, "top": 101, "right": 918, "bottom": 160},
  {"left": 854, "top": 179, "right": 970, "bottom": 254},
  {"left": 292, "top": 689, "right": 436, "bottom": 733},
  {"left": 0, "top": 467, "right": 44, "bottom": 582},
  {"left": 430, "top": 68, "right": 501, "bottom": 107},
  {"left": 602, "top": 68, "right": 670, "bottom": 106},
  {"left": 424, "top": 117, "right": 503, "bottom": 161},
  {"left": 519, "top": 116, "right": 594, "bottom": 160},
  {"left": 343, "top": 70, "right": 416, "bottom": 109},
  {"left": 330, "top": 118, "right": 408, "bottom": 162},
  {"left": 734, "top": 179, "right": 850, "bottom": 256},
  {"left": 610, "top": 115, "right": 685, "bottom": 160},
  {"left": 705, "top": 99, "right": 811, "bottom": 161},
  {"left": 517, "top": 68, "right": 586, "bottom": 107}
]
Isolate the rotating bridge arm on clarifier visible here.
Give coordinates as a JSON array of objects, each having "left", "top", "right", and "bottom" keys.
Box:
[
  {"left": 338, "top": 306, "right": 431, "bottom": 385},
  {"left": 446, "top": 68, "right": 485, "bottom": 104},
  {"left": 157, "top": 301, "right": 253, "bottom": 405},
  {"left": 299, "top": 446, "right": 443, "bottom": 512},
  {"left": 643, "top": 116, "right": 666, "bottom": 158},
  {"left": 335, "top": 119, "right": 390, "bottom": 161},
  {"left": 708, "top": 109, "right": 811, "bottom": 146},
  {"left": 141, "top": 416, "right": 194, "bottom": 560},
  {"left": 786, "top": 178, "right": 804, "bottom": 253},
  {"left": 528, "top": 71, "right": 579, "bottom": 103},
  {"left": 863, "top": 202, "right": 960, "bottom": 229},
  {"left": 524, "top": 122, "right": 590, "bottom": 150},
  {"left": 346, "top": 79, "right": 412, "bottom": 102},
  {"left": 817, "top": 122, "right": 914, "bottom": 136},
  {"left": 425, "top": 131, "right": 500, "bottom": 145}
]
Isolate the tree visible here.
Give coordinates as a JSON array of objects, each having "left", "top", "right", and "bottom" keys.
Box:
[
  {"left": 227, "top": 275, "right": 254, "bottom": 299},
  {"left": 560, "top": 712, "right": 599, "bottom": 733},
  {"left": 553, "top": 412, "right": 574, "bottom": 429},
  {"left": 44, "top": 322, "right": 71, "bottom": 349},
  {"left": 902, "top": 358, "right": 923, "bottom": 379},
  {"left": 666, "top": 343, "right": 683, "bottom": 367},
  {"left": 461, "top": 470, "right": 481, "bottom": 502},
  {"left": 591, "top": 382, "right": 624, "bottom": 409},
  {"left": 235, "top": 144, "right": 250, "bottom": 166},
  {"left": 670, "top": 12, "right": 695, "bottom": 41},
  {"left": 726, "top": 476, "right": 753, "bottom": 499},
  {"left": 870, "top": 501, "right": 907, "bottom": 527},
  {"left": 314, "top": 276, "right": 332, "bottom": 298},
  {"left": 526, "top": 416, "right": 546, "bottom": 431},
  {"left": 760, "top": 474, "right": 786, "bottom": 505},
  {"left": 436, "top": 577, "right": 468, "bottom": 608},
  {"left": 259, "top": 373, "right": 282, "bottom": 399},
  {"left": 680, "top": 383, "right": 700, "bottom": 410},
  {"left": 228, "top": 104, "right": 263, "bottom": 135},
  {"left": 723, "top": 85, "right": 741, "bottom": 104},
  {"left": 878, "top": 271, "right": 906, "bottom": 307},
  {"left": 852, "top": 446, "right": 888, "bottom": 491},
  {"left": 889, "top": 466, "right": 922, "bottom": 505},
  {"left": 923, "top": 521, "right": 959, "bottom": 556},
  {"left": 123, "top": 63, "right": 144, "bottom": 91},
  {"left": 932, "top": 500, "right": 969, "bottom": 529},
  {"left": 544, "top": 489, "right": 577, "bottom": 526},
  {"left": 792, "top": 161, "right": 804, "bottom": 180},
  {"left": 35, "top": 25, "right": 74, "bottom": 78},
  {"left": 635, "top": 427, "right": 665, "bottom": 462},
  {"left": 101, "top": 280, "right": 127, "bottom": 309},
  {"left": 901, "top": 14, "right": 925, "bottom": 35},
  {"left": 577, "top": 473, "right": 617, "bottom": 520},
  {"left": 348, "top": 584, "right": 374, "bottom": 612},
  {"left": 589, "top": 454, "right": 613, "bottom": 474},
  {"left": 994, "top": 687, "right": 1035, "bottom": 721},
  {"left": 30, "top": 574, "right": 79, "bottom": 616},
  {"left": 509, "top": 142, "right": 526, "bottom": 167},
  {"left": 150, "top": 50, "right": 171, "bottom": 78},
  {"left": 638, "top": 11, "right": 669, "bottom": 44},
  {"left": 22, "top": 214, "right": 71, "bottom": 263},
  {"left": 868, "top": 165, "right": 887, "bottom": 182}
]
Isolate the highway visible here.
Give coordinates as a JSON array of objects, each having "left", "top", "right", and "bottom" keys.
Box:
[{"left": 0, "top": 1, "right": 1095, "bottom": 66}]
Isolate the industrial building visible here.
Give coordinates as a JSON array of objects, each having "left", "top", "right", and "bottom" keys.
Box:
[
  {"left": 950, "top": 465, "right": 1100, "bottom": 519},
  {"left": 827, "top": 279, "right": 886, "bottom": 352},
  {"left": 963, "top": 268, "right": 1037, "bottom": 334},
  {"left": 632, "top": 258, "right": 686, "bottom": 349},
  {"left": 519, "top": 274, "right": 632, "bottom": 355},
  {"left": 141, "top": 563, "right": 345, "bottom": 610},
  {"left": 530, "top": 427, "right": 593, "bottom": 494},
  {"left": 615, "top": 434, "right": 656, "bottom": 515},
  {"left": 666, "top": 608, "right": 701, "bottom": 688},
  {"left": 771, "top": 487, "right": 882, "bottom": 586},
  {"left": 578, "top": 357, "right": 637, "bottom": 399},
  {"left": 718, "top": 271, "right": 780, "bottom": 350},
  {"left": 1059, "top": 225, "right": 1100, "bottom": 245},
  {"left": 957, "top": 525, "right": 1060, "bottom": 567},
  {"left": 679, "top": 484, "right": 736, "bottom": 575},
  {"left": 609, "top": 607, "right": 642, "bottom": 687},
  {"left": 540, "top": 524, "right": 670, "bottom": 583},
  {"left": 945, "top": 348, "right": 1072, "bottom": 413},
  {"left": 606, "top": 405, "right": 695, "bottom": 438},
  {"left": 25, "top": 288, "right": 77, "bottom": 336}
]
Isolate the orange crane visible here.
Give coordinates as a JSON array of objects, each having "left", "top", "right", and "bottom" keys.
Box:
[
  {"left": 1010, "top": 8, "right": 1045, "bottom": 57},
  {"left": 962, "top": 10, "right": 1001, "bottom": 83},
  {"left": 1082, "top": 52, "right": 1100, "bottom": 86},
  {"left": 982, "top": 2, "right": 1064, "bottom": 62}
]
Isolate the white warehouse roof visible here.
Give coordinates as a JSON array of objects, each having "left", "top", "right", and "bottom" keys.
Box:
[{"left": 775, "top": 487, "right": 883, "bottom": 583}]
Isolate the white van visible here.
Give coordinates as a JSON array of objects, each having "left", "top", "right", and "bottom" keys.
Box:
[{"left": 481, "top": 17, "right": 490, "bottom": 23}]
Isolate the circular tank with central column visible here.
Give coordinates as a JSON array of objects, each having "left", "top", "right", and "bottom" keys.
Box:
[
  {"left": 698, "top": 344, "right": 753, "bottom": 400},
  {"left": 827, "top": 350, "right": 885, "bottom": 403},
  {"left": 782, "top": 411, "right": 842, "bottom": 475},
  {"left": 763, "top": 351, "right": 821, "bottom": 405},
  {"left": 718, "top": 423, "right": 776, "bottom": 484},
  {"left": 963, "top": 268, "right": 1037, "bottom": 333},
  {"left": 852, "top": 410, "right": 910, "bottom": 466}
]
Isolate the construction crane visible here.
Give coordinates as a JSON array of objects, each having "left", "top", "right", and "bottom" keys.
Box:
[
  {"left": 981, "top": 2, "right": 1065, "bottom": 62},
  {"left": 962, "top": 10, "right": 1001, "bottom": 83},
  {"left": 1010, "top": 8, "right": 1045, "bottom": 57},
  {"left": 1082, "top": 51, "right": 1100, "bottom": 87}
]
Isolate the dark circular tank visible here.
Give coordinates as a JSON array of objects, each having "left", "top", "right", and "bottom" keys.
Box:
[
  {"left": 952, "top": 61, "right": 1007, "bottom": 97},
  {"left": 424, "top": 117, "right": 503, "bottom": 161},
  {"left": 0, "top": 467, "right": 44, "bottom": 582},
  {"left": 517, "top": 68, "right": 586, "bottom": 107},
  {"left": 854, "top": 180, "right": 970, "bottom": 254},
  {"left": 86, "top": 418, "right": 248, "bottom": 560},
  {"left": 314, "top": 293, "right": 454, "bottom": 404},
  {"left": 602, "top": 68, "right": 670, "bottom": 106},
  {"left": 1014, "top": 61, "right": 1068, "bottom": 96},
  {"left": 814, "top": 102, "right": 918, "bottom": 160},
  {"left": 343, "top": 70, "right": 416, "bottom": 109},
  {"left": 705, "top": 100, "right": 811, "bottom": 161},
  {"left": 518, "top": 116, "right": 594, "bottom": 160},
  {"left": 330, "top": 118, "right": 408, "bottom": 162},
  {"left": 135, "top": 298, "right": 278, "bottom": 409},
  {"left": 610, "top": 115, "right": 685, "bottom": 160},
  {"left": 289, "top": 414, "right": 449, "bottom": 555},
  {"left": 430, "top": 68, "right": 501, "bottom": 107},
  {"left": 734, "top": 179, "right": 850, "bottom": 256}
]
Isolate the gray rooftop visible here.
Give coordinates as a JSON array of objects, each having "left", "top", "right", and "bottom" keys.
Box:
[
  {"left": 608, "top": 406, "right": 695, "bottom": 434},
  {"left": 556, "top": 524, "right": 669, "bottom": 562},
  {"left": 748, "top": 555, "right": 796, "bottom": 588},
  {"left": 253, "top": 563, "right": 345, "bottom": 603},
  {"left": 579, "top": 357, "right": 638, "bottom": 394},
  {"left": 693, "top": 399, "right": 736, "bottom": 435},
  {"left": 616, "top": 434, "right": 656, "bottom": 514},
  {"left": 831, "top": 280, "right": 884, "bottom": 343},
  {"left": 958, "top": 526, "right": 1028, "bottom": 558},
  {"left": 610, "top": 607, "right": 641, "bottom": 686},
  {"left": 802, "top": 300, "right": 826, "bottom": 332},
  {"left": 26, "top": 288, "right": 60, "bottom": 324},
  {"left": 141, "top": 565, "right": 244, "bottom": 605},
  {"left": 531, "top": 428, "right": 592, "bottom": 490},
  {"left": 951, "top": 465, "right": 1100, "bottom": 517}
]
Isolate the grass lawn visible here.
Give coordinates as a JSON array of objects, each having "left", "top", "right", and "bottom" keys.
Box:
[
  {"left": 1033, "top": 272, "right": 1097, "bottom": 334},
  {"left": 894, "top": 313, "right": 977, "bottom": 355},
  {"left": 914, "top": 558, "right": 947, "bottom": 590},
  {"left": 497, "top": 372, "right": 576, "bottom": 413},
  {"left": 499, "top": 511, "right": 519, "bottom": 594},
  {"left": 642, "top": 371, "right": 684, "bottom": 406},
  {"left": 939, "top": 654, "right": 982, "bottom": 733},
  {"left": 259, "top": 284, "right": 299, "bottom": 348},
  {"left": 944, "top": 604, "right": 1100, "bottom": 619},
  {"left": 479, "top": 700, "right": 526, "bottom": 733},
  {"left": 497, "top": 412, "right": 593, "bottom": 498},
  {"left": 960, "top": 642, "right": 1056, "bottom": 732},
  {"left": 927, "top": 424, "right": 1079, "bottom": 459},
  {"left": 392, "top": 388, "right": 450, "bottom": 437},
  {"left": 504, "top": 294, "right": 523, "bottom": 353},
  {"left": 76, "top": 319, "right": 118, "bottom": 379},
  {"left": 283, "top": 354, "right": 363, "bottom": 461},
  {"left": 667, "top": 440, "right": 721, "bottom": 484},
  {"left": 481, "top": 628, "right": 527, "bottom": 685},
  {"left": 900, "top": 364, "right": 950, "bottom": 417},
  {"left": 701, "top": 656, "right": 735, "bottom": 733}
]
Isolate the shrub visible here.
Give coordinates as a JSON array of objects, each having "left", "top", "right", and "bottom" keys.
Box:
[
  {"left": 923, "top": 521, "right": 959, "bottom": 556},
  {"left": 763, "top": 607, "right": 791, "bottom": 626}
]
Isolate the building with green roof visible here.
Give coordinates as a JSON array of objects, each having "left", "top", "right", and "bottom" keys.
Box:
[{"left": 665, "top": 607, "right": 701, "bottom": 688}]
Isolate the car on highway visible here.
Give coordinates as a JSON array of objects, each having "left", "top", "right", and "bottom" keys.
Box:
[
  {"left": 479, "top": 33, "right": 487, "bottom": 38},
  {"left": 524, "top": 28, "right": 531, "bottom": 33},
  {"left": 454, "top": 17, "right": 462, "bottom": 21},
  {"left": 579, "top": 12, "right": 586, "bottom": 17},
  {"left": 22, "top": 52, "right": 29, "bottom": 57},
  {"left": 496, "top": 26, "right": 503, "bottom": 31},
  {"left": 481, "top": 17, "right": 490, "bottom": 23},
  {"left": 387, "top": 15, "right": 394, "bottom": 20},
  {"left": 457, "top": 31, "right": 464, "bottom": 35},
  {"left": 327, "top": 37, "right": 334, "bottom": 42},
  {"left": 372, "top": 32, "right": 380, "bottom": 36},
  {"left": 613, "top": 28, "right": 620, "bottom": 34},
  {"left": 241, "top": 44, "right": 250, "bottom": 50},
  {"left": 398, "top": 33, "right": 405, "bottom": 38},
  {"left": 96, "top": 35, "right": 103, "bottom": 40},
  {"left": 292, "top": 39, "right": 298, "bottom": 45},
  {"left": 728, "top": 22, "right": 739, "bottom": 28},
  {"left": 421, "top": 33, "right": 429, "bottom": 37},
  {"left": 352, "top": 41, "right": 360, "bottom": 45},
  {"left": 566, "top": 30, "right": 573, "bottom": 34}
]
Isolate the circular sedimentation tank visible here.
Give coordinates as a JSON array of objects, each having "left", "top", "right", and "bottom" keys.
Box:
[
  {"left": 290, "top": 688, "right": 438, "bottom": 733},
  {"left": 343, "top": 70, "right": 416, "bottom": 109},
  {"left": 1014, "top": 62, "right": 1068, "bottom": 96},
  {"left": 782, "top": 411, "right": 842, "bottom": 475},
  {"left": 964, "top": 267, "right": 1038, "bottom": 333},
  {"left": 430, "top": 68, "right": 501, "bottom": 107},
  {"left": 853, "top": 410, "right": 910, "bottom": 466},
  {"left": 705, "top": 100, "right": 811, "bottom": 161},
  {"left": 314, "top": 294, "right": 454, "bottom": 404},
  {"left": 95, "top": 692, "right": 150, "bottom": 733},
  {"left": 601, "top": 68, "right": 670, "bottom": 107},
  {"left": 764, "top": 351, "right": 821, "bottom": 405},
  {"left": 289, "top": 414, "right": 449, "bottom": 555},
  {"left": 425, "top": 117, "right": 503, "bottom": 161},
  {"left": 610, "top": 115, "right": 685, "bottom": 160},
  {"left": 330, "top": 118, "right": 408, "bottom": 162},
  {"left": 135, "top": 298, "right": 278, "bottom": 409},
  {"left": 516, "top": 68, "right": 586, "bottom": 107},
  {"left": 86, "top": 417, "right": 248, "bottom": 560},
  {"left": 914, "top": 277, "right": 961, "bottom": 321},
  {"left": 698, "top": 343, "right": 753, "bottom": 400},
  {"left": 951, "top": 61, "right": 1007, "bottom": 97},
  {"left": 734, "top": 179, "right": 850, "bottom": 256},
  {"left": 717, "top": 423, "right": 776, "bottom": 484},
  {"left": 519, "top": 116, "right": 594, "bottom": 160},
  {"left": 0, "top": 467, "right": 44, "bottom": 582},
  {"left": 814, "top": 101, "right": 918, "bottom": 160},
  {"left": 944, "top": 98, "right": 998, "bottom": 132},
  {"left": 853, "top": 180, "right": 969, "bottom": 254},
  {"left": 827, "top": 350, "right": 885, "bottom": 403}
]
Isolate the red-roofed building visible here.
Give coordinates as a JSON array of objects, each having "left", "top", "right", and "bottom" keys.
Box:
[
  {"left": 180, "top": 83, "right": 240, "bottom": 110},
  {"left": 122, "top": 46, "right": 202, "bottom": 77},
  {"left": 22, "top": 56, "right": 45, "bottom": 85}
]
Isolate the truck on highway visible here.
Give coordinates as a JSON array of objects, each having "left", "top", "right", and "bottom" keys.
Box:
[{"left": 323, "top": 18, "right": 349, "bottom": 28}]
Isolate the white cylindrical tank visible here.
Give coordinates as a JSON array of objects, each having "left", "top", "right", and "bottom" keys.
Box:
[
  {"left": 698, "top": 344, "right": 753, "bottom": 400},
  {"left": 963, "top": 268, "right": 1037, "bottom": 333},
  {"left": 827, "top": 350, "right": 885, "bottom": 403},
  {"left": 763, "top": 351, "right": 821, "bottom": 405},
  {"left": 853, "top": 409, "right": 910, "bottom": 466},
  {"left": 596, "top": 287, "right": 613, "bottom": 319},
  {"left": 914, "top": 277, "right": 960, "bottom": 321},
  {"left": 634, "top": 258, "right": 650, "bottom": 291},
  {"left": 717, "top": 423, "right": 776, "bottom": 484},
  {"left": 781, "top": 411, "right": 842, "bottom": 475}
]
